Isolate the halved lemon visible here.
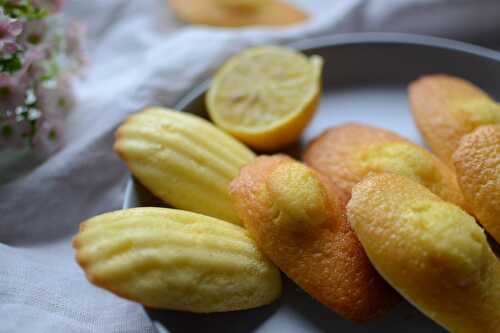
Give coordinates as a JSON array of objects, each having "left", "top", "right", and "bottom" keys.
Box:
[{"left": 206, "top": 46, "right": 323, "bottom": 151}]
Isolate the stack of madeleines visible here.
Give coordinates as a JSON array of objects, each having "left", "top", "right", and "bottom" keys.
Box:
[{"left": 73, "top": 46, "right": 500, "bottom": 333}]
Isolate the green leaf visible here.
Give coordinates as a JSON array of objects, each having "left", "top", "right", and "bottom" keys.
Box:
[
  {"left": 0, "top": 53, "right": 22, "bottom": 73},
  {"left": 57, "top": 97, "right": 65, "bottom": 108},
  {"left": 0, "top": 0, "right": 48, "bottom": 20},
  {"left": 0, "top": 86, "right": 10, "bottom": 97},
  {"left": 1, "top": 124, "right": 13, "bottom": 138},
  {"left": 39, "top": 60, "right": 60, "bottom": 82},
  {"left": 27, "top": 33, "right": 43, "bottom": 45},
  {"left": 48, "top": 128, "right": 57, "bottom": 141}
]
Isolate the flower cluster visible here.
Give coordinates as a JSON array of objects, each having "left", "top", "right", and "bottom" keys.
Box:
[{"left": 0, "top": 0, "right": 84, "bottom": 156}]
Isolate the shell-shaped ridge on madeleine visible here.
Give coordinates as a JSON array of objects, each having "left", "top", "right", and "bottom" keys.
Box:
[
  {"left": 114, "top": 107, "right": 256, "bottom": 224},
  {"left": 73, "top": 207, "right": 282, "bottom": 313}
]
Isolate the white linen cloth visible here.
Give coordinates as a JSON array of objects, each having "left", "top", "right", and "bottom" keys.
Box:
[{"left": 1, "top": 0, "right": 499, "bottom": 332}]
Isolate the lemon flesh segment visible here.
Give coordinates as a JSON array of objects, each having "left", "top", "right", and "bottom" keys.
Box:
[{"left": 207, "top": 46, "right": 323, "bottom": 151}]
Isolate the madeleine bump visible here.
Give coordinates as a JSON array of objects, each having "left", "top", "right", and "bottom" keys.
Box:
[{"left": 303, "top": 123, "right": 466, "bottom": 209}]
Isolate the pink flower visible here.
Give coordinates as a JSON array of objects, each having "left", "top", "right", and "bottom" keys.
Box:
[
  {"left": 0, "top": 9, "right": 24, "bottom": 55},
  {"left": 0, "top": 46, "right": 42, "bottom": 110},
  {"left": 0, "top": 112, "right": 31, "bottom": 150},
  {"left": 0, "top": 0, "right": 85, "bottom": 159},
  {"left": 19, "top": 19, "right": 47, "bottom": 47},
  {"left": 0, "top": 73, "right": 27, "bottom": 111},
  {"left": 65, "top": 21, "right": 87, "bottom": 70},
  {"left": 31, "top": 112, "right": 64, "bottom": 155}
]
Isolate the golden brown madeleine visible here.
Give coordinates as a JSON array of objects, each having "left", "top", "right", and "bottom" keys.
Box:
[
  {"left": 216, "top": 0, "right": 270, "bottom": 7},
  {"left": 73, "top": 207, "right": 282, "bottom": 312},
  {"left": 453, "top": 124, "right": 500, "bottom": 243},
  {"left": 303, "top": 123, "right": 466, "bottom": 208},
  {"left": 348, "top": 174, "right": 500, "bottom": 333},
  {"left": 114, "top": 107, "right": 255, "bottom": 225},
  {"left": 169, "top": 0, "right": 308, "bottom": 28},
  {"left": 230, "top": 155, "right": 399, "bottom": 322},
  {"left": 409, "top": 74, "right": 500, "bottom": 166}
]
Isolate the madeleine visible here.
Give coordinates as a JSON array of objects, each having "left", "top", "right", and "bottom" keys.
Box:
[
  {"left": 409, "top": 74, "right": 500, "bottom": 166},
  {"left": 114, "top": 107, "right": 255, "bottom": 225},
  {"left": 303, "top": 123, "right": 466, "bottom": 208},
  {"left": 169, "top": 0, "right": 308, "bottom": 27},
  {"left": 74, "top": 207, "right": 282, "bottom": 312},
  {"left": 453, "top": 124, "right": 500, "bottom": 243},
  {"left": 348, "top": 174, "right": 500, "bottom": 333},
  {"left": 230, "top": 155, "right": 399, "bottom": 322}
]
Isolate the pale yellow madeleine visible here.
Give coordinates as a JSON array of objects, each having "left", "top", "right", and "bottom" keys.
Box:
[
  {"left": 409, "top": 74, "right": 500, "bottom": 167},
  {"left": 453, "top": 124, "right": 500, "bottom": 243},
  {"left": 114, "top": 107, "right": 255, "bottom": 225},
  {"left": 73, "top": 207, "right": 282, "bottom": 312},
  {"left": 348, "top": 174, "right": 500, "bottom": 333},
  {"left": 304, "top": 123, "right": 466, "bottom": 209}
]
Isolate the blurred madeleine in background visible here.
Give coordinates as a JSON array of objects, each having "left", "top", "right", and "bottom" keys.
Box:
[{"left": 168, "top": 0, "right": 308, "bottom": 27}]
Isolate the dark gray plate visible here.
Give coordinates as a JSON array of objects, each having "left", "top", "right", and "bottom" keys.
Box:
[{"left": 123, "top": 33, "right": 500, "bottom": 333}]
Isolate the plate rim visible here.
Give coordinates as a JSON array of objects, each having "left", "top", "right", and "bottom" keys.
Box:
[{"left": 123, "top": 32, "right": 500, "bottom": 209}]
